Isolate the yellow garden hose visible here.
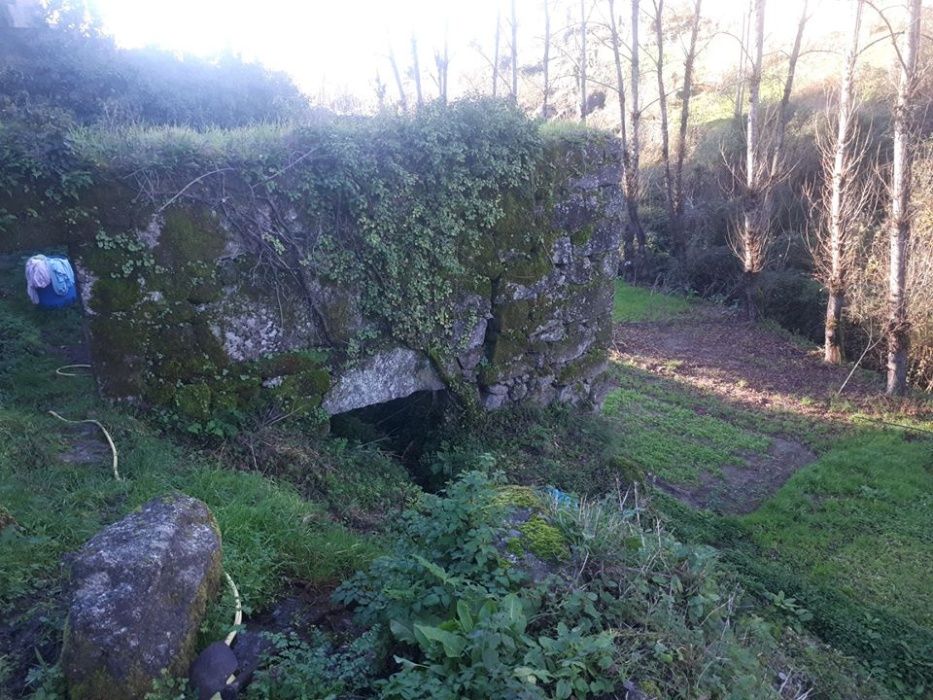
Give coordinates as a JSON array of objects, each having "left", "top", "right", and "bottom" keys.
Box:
[
  {"left": 223, "top": 571, "right": 242, "bottom": 647},
  {"left": 55, "top": 363, "right": 92, "bottom": 376},
  {"left": 48, "top": 410, "right": 121, "bottom": 481}
]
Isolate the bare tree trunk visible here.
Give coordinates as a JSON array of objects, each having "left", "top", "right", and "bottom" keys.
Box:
[
  {"left": 653, "top": 0, "right": 675, "bottom": 254},
  {"left": 411, "top": 36, "right": 423, "bottom": 108},
  {"left": 630, "top": 0, "right": 646, "bottom": 265},
  {"left": 542, "top": 0, "right": 551, "bottom": 116},
  {"left": 434, "top": 37, "right": 450, "bottom": 105},
  {"left": 753, "top": 0, "right": 807, "bottom": 266},
  {"left": 389, "top": 47, "right": 408, "bottom": 112},
  {"left": 374, "top": 71, "right": 387, "bottom": 111},
  {"left": 672, "top": 0, "right": 703, "bottom": 258},
  {"left": 608, "top": 0, "right": 636, "bottom": 272},
  {"left": 734, "top": 1, "right": 750, "bottom": 119},
  {"left": 510, "top": 0, "right": 518, "bottom": 101},
  {"left": 824, "top": 0, "right": 862, "bottom": 365},
  {"left": 887, "top": 0, "right": 922, "bottom": 395},
  {"left": 768, "top": 0, "right": 808, "bottom": 181},
  {"left": 580, "top": 0, "right": 588, "bottom": 122},
  {"left": 741, "top": 0, "right": 765, "bottom": 321},
  {"left": 493, "top": 8, "right": 501, "bottom": 97}
]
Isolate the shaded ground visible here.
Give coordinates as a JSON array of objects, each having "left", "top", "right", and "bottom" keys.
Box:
[{"left": 651, "top": 436, "right": 815, "bottom": 514}]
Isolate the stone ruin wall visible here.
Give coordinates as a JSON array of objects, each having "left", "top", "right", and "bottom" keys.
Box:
[{"left": 7, "top": 133, "right": 623, "bottom": 422}]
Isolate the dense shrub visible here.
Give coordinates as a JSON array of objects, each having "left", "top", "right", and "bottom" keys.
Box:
[
  {"left": 328, "top": 470, "right": 803, "bottom": 699},
  {"left": 683, "top": 245, "right": 742, "bottom": 298},
  {"left": 0, "top": 20, "right": 309, "bottom": 128},
  {"left": 758, "top": 270, "right": 827, "bottom": 344}
]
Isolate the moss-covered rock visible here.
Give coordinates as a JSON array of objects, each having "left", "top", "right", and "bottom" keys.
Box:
[
  {"left": 73, "top": 115, "right": 621, "bottom": 428},
  {"left": 519, "top": 515, "right": 570, "bottom": 562},
  {"left": 61, "top": 495, "right": 222, "bottom": 700},
  {"left": 494, "top": 485, "right": 543, "bottom": 510}
]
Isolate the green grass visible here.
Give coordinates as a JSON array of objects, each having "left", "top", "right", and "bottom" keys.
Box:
[
  {"left": 0, "top": 416, "right": 378, "bottom": 608},
  {"left": 612, "top": 280, "right": 692, "bottom": 322},
  {"left": 603, "top": 378, "right": 770, "bottom": 484},
  {"left": 0, "top": 253, "right": 384, "bottom": 615},
  {"left": 605, "top": 278, "right": 933, "bottom": 692},
  {"left": 657, "top": 430, "right": 933, "bottom": 694},
  {"left": 741, "top": 431, "right": 933, "bottom": 628}
]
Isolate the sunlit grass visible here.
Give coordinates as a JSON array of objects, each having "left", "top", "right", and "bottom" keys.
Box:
[
  {"left": 741, "top": 430, "right": 933, "bottom": 627},
  {"left": 613, "top": 280, "right": 692, "bottom": 322}
]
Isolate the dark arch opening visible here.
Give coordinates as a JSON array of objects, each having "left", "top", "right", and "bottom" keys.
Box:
[{"left": 328, "top": 389, "right": 450, "bottom": 482}]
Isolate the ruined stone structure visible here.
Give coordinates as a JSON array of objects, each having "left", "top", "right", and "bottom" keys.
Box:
[{"left": 3, "top": 114, "right": 622, "bottom": 424}]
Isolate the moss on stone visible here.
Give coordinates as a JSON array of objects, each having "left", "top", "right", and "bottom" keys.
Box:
[
  {"left": 556, "top": 347, "right": 608, "bottom": 384},
  {"left": 494, "top": 485, "right": 542, "bottom": 510},
  {"left": 519, "top": 516, "right": 569, "bottom": 562},
  {"left": 505, "top": 537, "right": 525, "bottom": 557},
  {"left": 570, "top": 225, "right": 594, "bottom": 246},
  {"left": 504, "top": 248, "right": 553, "bottom": 284},
  {"left": 174, "top": 383, "right": 213, "bottom": 421},
  {"left": 154, "top": 209, "right": 225, "bottom": 268},
  {"left": 90, "top": 278, "right": 142, "bottom": 313},
  {"left": 495, "top": 298, "right": 535, "bottom": 333}
]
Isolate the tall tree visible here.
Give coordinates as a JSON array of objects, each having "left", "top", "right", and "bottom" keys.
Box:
[
  {"left": 886, "top": 0, "right": 922, "bottom": 395},
  {"left": 608, "top": 0, "right": 634, "bottom": 267},
  {"left": 736, "top": 0, "right": 807, "bottom": 320},
  {"left": 434, "top": 34, "right": 450, "bottom": 105},
  {"left": 653, "top": 0, "right": 675, "bottom": 245},
  {"left": 672, "top": 0, "right": 703, "bottom": 258},
  {"left": 493, "top": 7, "right": 502, "bottom": 97},
  {"left": 739, "top": 0, "right": 765, "bottom": 321},
  {"left": 607, "top": 0, "right": 647, "bottom": 273},
  {"left": 630, "top": 0, "right": 647, "bottom": 263},
  {"left": 410, "top": 35, "right": 423, "bottom": 108},
  {"left": 734, "top": 0, "right": 751, "bottom": 120},
  {"left": 389, "top": 45, "right": 408, "bottom": 112},
  {"left": 542, "top": 0, "right": 551, "bottom": 116},
  {"left": 579, "top": 0, "right": 588, "bottom": 122},
  {"left": 510, "top": 0, "right": 519, "bottom": 101},
  {"left": 652, "top": 0, "right": 703, "bottom": 261},
  {"left": 374, "top": 71, "right": 387, "bottom": 111},
  {"left": 766, "top": 0, "right": 808, "bottom": 183},
  {"left": 822, "top": 0, "right": 864, "bottom": 364}
]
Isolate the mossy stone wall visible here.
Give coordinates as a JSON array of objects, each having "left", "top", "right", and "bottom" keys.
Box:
[{"left": 3, "top": 112, "right": 622, "bottom": 430}]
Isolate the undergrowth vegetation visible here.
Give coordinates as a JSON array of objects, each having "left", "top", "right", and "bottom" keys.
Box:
[
  {"left": 1, "top": 253, "right": 927, "bottom": 699},
  {"left": 329, "top": 471, "right": 810, "bottom": 699},
  {"left": 613, "top": 280, "right": 693, "bottom": 322}
]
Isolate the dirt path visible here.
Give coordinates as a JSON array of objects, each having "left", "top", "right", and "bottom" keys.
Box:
[
  {"left": 611, "top": 305, "right": 923, "bottom": 513},
  {"left": 615, "top": 305, "right": 888, "bottom": 419}
]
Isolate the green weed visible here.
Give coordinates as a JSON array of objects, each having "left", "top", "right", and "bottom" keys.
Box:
[
  {"left": 602, "top": 375, "right": 770, "bottom": 484},
  {"left": 613, "top": 280, "right": 692, "bottom": 322}
]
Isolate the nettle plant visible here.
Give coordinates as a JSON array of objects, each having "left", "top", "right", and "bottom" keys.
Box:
[{"left": 333, "top": 471, "right": 794, "bottom": 700}]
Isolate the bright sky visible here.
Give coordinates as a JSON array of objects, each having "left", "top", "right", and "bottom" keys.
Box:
[
  {"left": 90, "top": 0, "right": 505, "bottom": 97},
  {"left": 86, "top": 0, "right": 897, "bottom": 101}
]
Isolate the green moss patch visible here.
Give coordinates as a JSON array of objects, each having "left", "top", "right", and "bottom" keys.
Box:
[{"left": 518, "top": 515, "right": 570, "bottom": 561}]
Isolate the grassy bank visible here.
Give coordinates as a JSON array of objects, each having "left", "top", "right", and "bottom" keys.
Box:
[
  {"left": 0, "top": 254, "right": 403, "bottom": 695},
  {"left": 608, "top": 282, "right": 933, "bottom": 695}
]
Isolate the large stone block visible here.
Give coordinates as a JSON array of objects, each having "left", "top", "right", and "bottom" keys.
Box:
[
  {"left": 62, "top": 494, "right": 222, "bottom": 700},
  {"left": 65, "top": 127, "right": 622, "bottom": 418}
]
